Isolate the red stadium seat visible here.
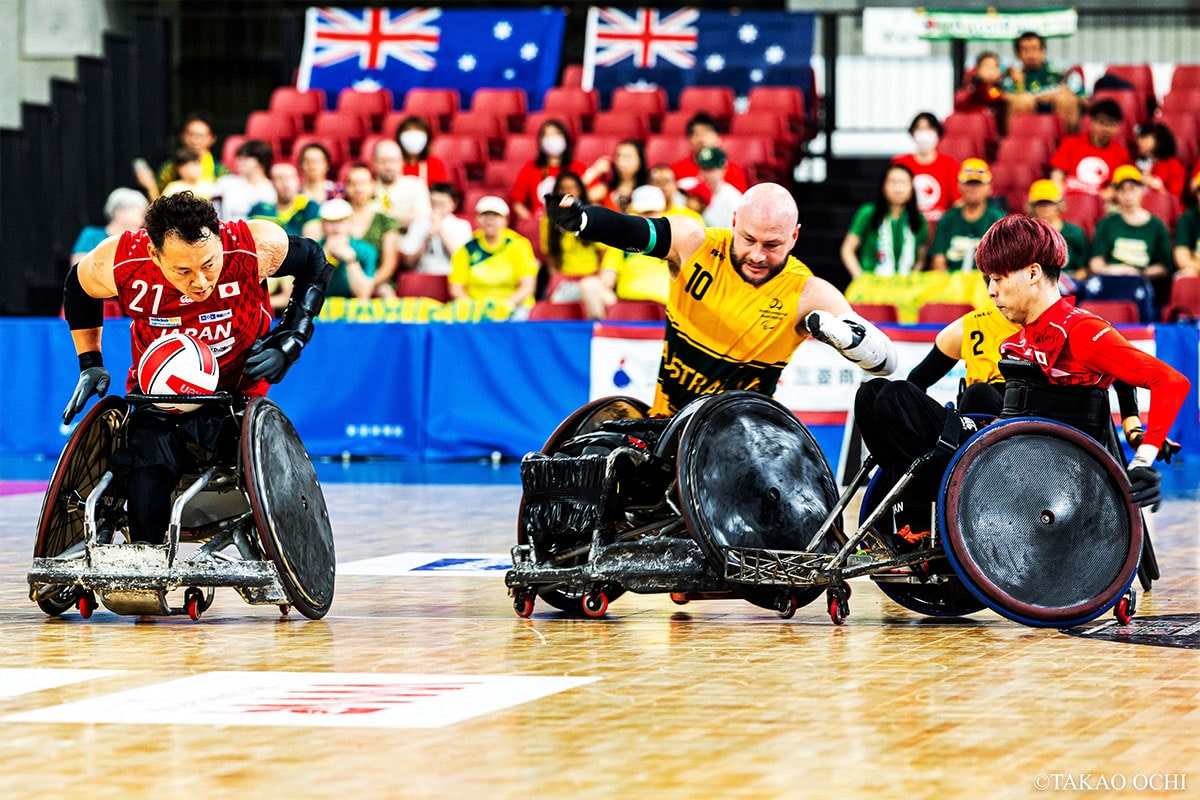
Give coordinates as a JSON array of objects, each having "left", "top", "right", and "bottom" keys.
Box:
[
  {"left": 1104, "top": 64, "right": 1155, "bottom": 101},
  {"left": 431, "top": 135, "right": 486, "bottom": 180},
  {"left": 944, "top": 111, "right": 998, "bottom": 149},
  {"left": 1061, "top": 192, "right": 1105, "bottom": 238},
  {"left": 449, "top": 111, "right": 506, "bottom": 158},
  {"left": 575, "top": 134, "right": 625, "bottom": 166},
  {"left": 937, "top": 135, "right": 984, "bottom": 163},
  {"left": 396, "top": 272, "right": 450, "bottom": 303},
  {"left": 611, "top": 87, "right": 667, "bottom": 132},
  {"left": 291, "top": 134, "right": 346, "bottom": 173},
  {"left": 269, "top": 87, "right": 325, "bottom": 131},
  {"left": 1170, "top": 65, "right": 1200, "bottom": 93},
  {"left": 1006, "top": 113, "right": 1064, "bottom": 149},
  {"left": 220, "top": 135, "right": 246, "bottom": 172},
  {"left": 990, "top": 161, "right": 1042, "bottom": 213},
  {"left": 1076, "top": 300, "right": 1141, "bottom": 325},
  {"left": 1157, "top": 111, "right": 1199, "bottom": 169},
  {"left": 588, "top": 110, "right": 649, "bottom": 142},
  {"left": 243, "top": 111, "right": 297, "bottom": 158},
  {"left": 470, "top": 88, "right": 527, "bottom": 133},
  {"left": 729, "top": 114, "right": 796, "bottom": 160},
  {"left": 501, "top": 134, "right": 540, "bottom": 164},
  {"left": 658, "top": 110, "right": 693, "bottom": 137},
  {"left": 528, "top": 301, "right": 586, "bottom": 321},
  {"left": 677, "top": 86, "right": 735, "bottom": 131},
  {"left": 336, "top": 88, "right": 394, "bottom": 132},
  {"left": 543, "top": 87, "right": 599, "bottom": 131},
  {"left": 721, "top": 134, "right": 785, "bottom": 184},
  {"left": 1161, "top": 274, "right": 1200, "bottom": 321},
  {"left": 994, "top": 137, "right": 1052, "bottom": 169},
  {"left": 917, "top": 302, "right": 975, "bottom": 324},
  {"left": 481, "top": 160, "right": 519, "bottom": 190},
  {"left": 523, "top": 111, "right": 580, "bottom": 140},
  {"left": 644, "top": 135, "right": 692, "bottom": 168},
  {"left": 747, "top": 86, "right": 806, "bottom": 132},
  {"left": 1141, "top": 189, "right": 1181, "bottom": 232},
  {"left": 313, "top": 111, "right": 367, "bottom": 155},
  {"left": 851, "top": 303, "right": 900, "bottom": 324},
  {"left": 358, "top": 134, "right": 391, "bottom": 163},
  {"left": 560, "top": 63, "right": 585, "bottom": 89},
  {"left": 1090, "top": 89, "right": 1143, "bottom": 137},
  {"left": 401, "top": 88, "right": 459, "bottom": 132},
  {"left": 605, "top": 300, "right": 665, "bottom": 322}
]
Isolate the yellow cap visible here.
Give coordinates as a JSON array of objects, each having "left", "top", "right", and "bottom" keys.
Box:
[
  {"left": 1190, "top": 171, "right": 1200, "bottom": 191},
  {"left": 1027, "top": 179, "right": 1062, "bottom": 204},
  {"left": 1111, "top": 164, "right": 1144, "bottom": 186},
  {"left": 958, "top": 158, "right": 992, "bottom": 184}
]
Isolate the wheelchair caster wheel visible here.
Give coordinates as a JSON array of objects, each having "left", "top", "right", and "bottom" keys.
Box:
[
  {"left": 513, "top": 591, "right": 535, "bottom": 618},
  {"left": 77, "top": 592, "right": 97, "bottom": 619},
  {"left": 1114, "top": 595, "right": 1134, "bottom": 625},
  {"left": 827, "top": 590, "right": 849, "bottom": 626},
  {"left": 185, "top": 588, "right": 204, "bottom": 621},
  {"left": 777, "top": 594, "right": 798, "bottom": 620},
  {"left": 582, "top": 591, "right": 608, "bottom": 618},
  {"left": 278, "top": 604, "right": 291, "bottom": 617},
  {"left": 669, "top": 593, "right": 690, "bottom": 606}
]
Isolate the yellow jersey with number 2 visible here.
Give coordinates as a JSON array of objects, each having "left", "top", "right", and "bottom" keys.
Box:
[{"left": 960, "top": 304, "right": 1020, "bottom": 386}]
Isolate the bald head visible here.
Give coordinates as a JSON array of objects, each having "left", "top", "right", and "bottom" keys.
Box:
[
  {"left": 729, "top": 183, "right": 800, "bottom": 287},
  {"left": 372, "top": 138, "right": 403, "bottom": 183},
  {"left": 736, "top": 183, "right": 799, "bottom": 229}
]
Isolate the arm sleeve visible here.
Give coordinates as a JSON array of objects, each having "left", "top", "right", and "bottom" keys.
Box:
[
  {"left": 1070, "top": 320, "right": 1190, "bottom": 449},
  {"left": 1113, "top": 380, "right": 1140, "bottom": 420},
  {"left": 907, "top": 345, "right": 959, "bottom": 391}
]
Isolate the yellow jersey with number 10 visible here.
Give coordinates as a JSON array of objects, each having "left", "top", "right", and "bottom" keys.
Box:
[
  {"left": 652, "top": 228, "right": 813, "bottom": 416},
  {"left": 960, "top": 304, "right": 1020, "bottom": 386}
]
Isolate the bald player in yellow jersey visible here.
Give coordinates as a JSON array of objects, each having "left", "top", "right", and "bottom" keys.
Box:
[{"left": 546, "top": 183, "right": 898, "bottom": 415}]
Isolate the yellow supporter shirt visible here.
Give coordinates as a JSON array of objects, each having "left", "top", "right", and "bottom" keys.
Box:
[
  {"left": 960, "top": 304, "right": 1019, "bottom": 386},
  {"left": 601, "top": 248, "right": 671, "bottom": 304},
  {"left": 653, "top": 228, "right": 812, "bottom": 416},
  {"left": 449, "top": 228, "right": 539, "bottom": 305},
  {"left": 540, "top": 216, "right": 604, "bottom": 277}
]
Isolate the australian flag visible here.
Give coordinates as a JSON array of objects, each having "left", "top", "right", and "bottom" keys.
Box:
[
  {"left": 582, "top": 7, "right": 816, "bottom": 106},
  {"left": 297, "top": 7, "right": 566, "bottom": 108}
]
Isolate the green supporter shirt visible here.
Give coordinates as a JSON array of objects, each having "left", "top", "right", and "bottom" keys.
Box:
[
  {"left": 1001, "top": 64, "right": 1084, "bottom": 96},
  {"left": 847, "top": 203, "right": 929, "bottom": 274},
  {"left": 929, "top": 203, "right": 1006, "bottom": 271},
  {"left": 1090, "top": 213, "right": 1173, "bottom": 273},
  {"left": 1174, "top": 207, "right": 1200, "bottom": 255},
  {"left": 320, "top": 237, "right": 378, "bottom": 297},
  {"left": 248, "top": 197, "right": 321, "bottom": 237},
  {"left": 1058, "top": 220, "right": 1090, "bottom": 273}
]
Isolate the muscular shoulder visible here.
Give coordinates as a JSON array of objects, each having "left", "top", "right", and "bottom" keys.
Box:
[
  {"left": 248, "top": 218, "right": 289, "bottom": 279},
  {"left": 77, "top": 235, "right": 122, "bottom": 297}
]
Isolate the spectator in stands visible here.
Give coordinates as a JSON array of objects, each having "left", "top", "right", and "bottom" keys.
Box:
[
  {"left": 342, "top": 162, "right": 401, "bottom": 297},
  {"left": 1174, "top": 171, "right": 1200, "bottom": 278},
  {"left": 671, "top": 112, "right": 749, "bottom": 193},
  {"left": 449, "top": 195, "right": 538, "bottom": 314},
  {"left": 544, "top": 172, "right": 603, "bottom": 302},
  {"left": 1000, "top": 31, "right": 1086, "bottom": 134},
  {"left": 1134, "top": 122, "right": 1185, "bottom": 198},
  {"left": 893, "top": 112, "right": 961, "bottom": 224},
  {"left": 249, "top": 162, "right": 321, "bottom": 238},
  {"left": 159, "top": 148, "right": 215, "bottom": 199},
  {"left": 1026, "top": 179, "right": 1090, "bottom": 280},
  {"left": 134, "top": 112, "right": 228, "bottom": 200},
  {"left": 402, "top": 182, "right": 472, "bottom": 276},
  {"left": 395, "top": 115, "right": 451, "bottom": 187},
  {"left": 840, "top": 164, "right": 929, "bottom": 280},
  {"left": 928, "top": 158, "right": 1005, "bottom": 272},
  {"left": 212, "top": 139, "right": 276, "bottom": 220},
  {"left": 648, "top": 164, "right": 703, "bottom": 222},
  {"left": 578, "top": 185, "right": 672, "bottom": 320},
  {"left": 318, "top": 197, "right": 376, "bottom": 300},
  {"left": 1050, "top": 99, "right": 1129, "bottom": 198},
  {"left": 955, "top": 51, "right": 1007, "bottom": 127},
  {"left": 297, "top": 142, "right": 338, "bottom": 203},
  {"left": 70, "top": 188, "right": 148, "bottom": 266},
  {"left": 1090, "top": 165, "right": 1174, "bottom": 304},
  {"left": 372, "top": 138, "right": 431, "bottom": 233},
  {"left": 510, "top": 119, "right": 589, "bottom": 221},
  {"left": 690, "top": 147, "right": 743, "bottom": 228},
  {"left": 587, "top": 139, "right": 649, "bottom": 212}
]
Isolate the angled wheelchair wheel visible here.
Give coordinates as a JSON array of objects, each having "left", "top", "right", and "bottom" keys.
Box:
[
  {"left": 859, "top": 472, "right": 985, "bottom": 618},
  {"left": 677, "top": 392, "right": 839, "bottom": 612},
  {"left": 939, "top": 418, "right": 1142, "bottom": 628},
  {"left": 33, "top": 397, "right": 128, "bottom": 616},
  {"left": 241, "top": 397, "right": 335, "bottom": 620},
  {"left": 517, "top": 396, "right": 648, "bottom": 613}
]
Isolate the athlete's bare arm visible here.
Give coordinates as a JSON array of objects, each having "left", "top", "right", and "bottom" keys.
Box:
[
  {"left": 70, "top": 236, "right": 122, "bottom": 356},
  {"left": 249, "top": 219, "right": 290, "bottom": 280},
  {"left": 794, "top": 277, "right": 853, "bottom": 337},
  {"left": 662, "top": 214, "right": 708, "bottom": 276},
  {"left": 933, "top": 316, "right": 965, "bottom": 358}
]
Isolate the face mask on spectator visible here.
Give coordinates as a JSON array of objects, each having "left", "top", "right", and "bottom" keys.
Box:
[
  {"left": 912, "top": 129, "right": 939, "bottom": 153},
  {"left": 399, "top": 130, "right": 428, "bottom": 155},
  {"left": 541, "top": 135, "right": 567, "bottom": 157}
]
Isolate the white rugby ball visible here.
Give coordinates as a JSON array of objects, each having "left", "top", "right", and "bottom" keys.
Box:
[{"left": 137, "top": 332, "right": 220, "bottom": 413}]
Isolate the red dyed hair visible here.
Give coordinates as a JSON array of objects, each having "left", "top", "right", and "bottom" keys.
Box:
[{"left": 976, "top": 214, "right": 1067, "bottom": 280}]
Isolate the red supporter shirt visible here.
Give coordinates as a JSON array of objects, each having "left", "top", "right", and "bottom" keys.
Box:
[
  {"left": 999, "top": 297, "right": 1189, "bottom": 449},
  {"left": 670, "top": 155, "right": 749, "bottom": 193},
  {"left": 1150, "top": 158, "right": 1185, "bottom": 198},
  {"left": 1049, "top": 134, "right": 1130, "bottom": 196},
  {"left": 509, "top": 159, "right": 589, "bottom": 215},
  {"left": 113, "top": 220, "right": 273, "bottom": 397},
  {"left": 402, "top": 156, "right": 450, "bottom": 187},
  {"left": 893, "top": 152, "right": 961, "bottom": 222}
]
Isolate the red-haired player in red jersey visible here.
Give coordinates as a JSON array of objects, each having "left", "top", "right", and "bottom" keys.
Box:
[{"left": 61, "top": 191, "right": 333, "bottom": 543}]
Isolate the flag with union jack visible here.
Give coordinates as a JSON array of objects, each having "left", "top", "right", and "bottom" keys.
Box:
[
  {"left": 582, "top": 7, "right": 816, "bottom": 106},
  {"left": 297, "top": 7, "right": 566, "bottom": 108}
]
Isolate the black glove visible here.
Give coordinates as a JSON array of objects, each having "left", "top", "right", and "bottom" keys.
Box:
[
  {"left": 1126, "top": 427, "right": 1181, "bottom": 464},
  {"left": 242, "top": 330, "right": 302, "bottom": 384},
  {"left": 63, "top": 362, "right": 110, "bottom": 425},
  {"left": 1127, "top": 465, "right": 1162, "bottom": 512},
  {"left": 543, "top": 192, "right": 585, "bottom": 234}
]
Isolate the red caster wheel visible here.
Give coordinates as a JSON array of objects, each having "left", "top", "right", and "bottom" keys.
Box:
[
  {"left": 278, "top": 604, "right": 291, "bottom": 617},
  {"left": 777, "top": 594, "right": 798, "bottom": 620},
  {"left": 1114, "top": 595, "right": 1134, "bottom": 625},
  {"left": 513, "top": 591, "right": 535, "bottom": 618},
  {"left": 669, "top": 592, "right": 690, "bottom": 605},
  {"left": 77, "top": 592, "right": 96, "bottom": 619},
  {"left": 184, "top": 588, "right": 205, "bottom": 621},
  {"left": 828, "top": 594, "right": 848, "bottom": 626},
  {"left": 582, "top": 591, "right": 608, "bottom": 618}
]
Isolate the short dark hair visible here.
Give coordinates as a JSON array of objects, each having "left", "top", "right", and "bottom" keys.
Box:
[
  {"left": 685, "top": 112, "right": 720, "bottom": 136},
  {"left": 174, "top": 147, "right": 202, "bottom": 165},
  {"left": 429, "top": 181, "right": 456, "bottom": 198},
  {"left": 235, "top": 139, "right": 274, "bottom": 172},
  {"left": 1088, "top": 98, "right": 1123, "bottom": 122},
  {"left": 908, "top": 111, "right": 944, "bottom": 138},
  {"left": 143, "top": 192, "right": 220, "bottom": 249},
  {"left": 179, "top": 111, "right": 215, "bottom": 134},
  {"left": 1013, "top": 31, "right": 1045, "bottom": 53}
]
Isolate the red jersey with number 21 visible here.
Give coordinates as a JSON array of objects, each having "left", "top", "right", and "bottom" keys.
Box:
[{"left": 113, "top": 219, "right": 273, "bottom": 396}]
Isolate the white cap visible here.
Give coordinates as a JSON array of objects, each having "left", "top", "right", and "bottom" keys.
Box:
[
  {"left": 319, "top": 197, "right": 352, "bottom": 221},
  {"left": 629, "top": 185, "right": 666, "bottom": 214},
  {"left": 475, "top": 195, "right": 510, "bottom": 216}
]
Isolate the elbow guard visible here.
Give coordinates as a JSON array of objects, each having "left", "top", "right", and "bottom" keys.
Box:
[
  {"left": 805, "top": 310, "right": 898, "bottom": 376},
  {"left": 63, "top": 265, "right": 105, "bottom": 330}
]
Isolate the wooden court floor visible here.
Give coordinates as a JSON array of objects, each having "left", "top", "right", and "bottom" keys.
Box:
[{"left": 0, "top": 465, "right": 1197, "bottom": 800}]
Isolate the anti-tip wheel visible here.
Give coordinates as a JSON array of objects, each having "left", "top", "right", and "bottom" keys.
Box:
[
  {"left": 582, "top": 591, "right": 608, "bottom": 618},
  {"left": 513, "top": 591, "right": 535, "bottom": 618}
]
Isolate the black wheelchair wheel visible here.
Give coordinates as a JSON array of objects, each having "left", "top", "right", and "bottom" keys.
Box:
[
  {"left": 858, "top": 472, "right": 985, "bottom": 618},
  {"left": 517, "top": 396, "right": 648, "bottom": 614},
  {"left": 677, "top": 392, "right": 839, "bottom": 613},
  {"left": 33, "top": 397, "right": 128, "bottom": 616},
  {"left": 242, "top": 397, "right": 336, "bottom": 620},
  {"left": 940, "top": 418, "right": 1142, "bottom": 627}
]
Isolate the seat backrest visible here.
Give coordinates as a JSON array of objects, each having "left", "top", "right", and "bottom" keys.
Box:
[
  {"left": 336, "top": 88, "right": 394, "bottom": 131},
  {"left": 431, "top": 135, "right": 485, "bottom": 169},
  {"left": 994, "top": 136, "right": 1051, "bottom": 168},
  {"left": 575, "top": 134, "right": 625, "bottom": 166},
  {"left": 644, "top": 135, "right": 692, "bottom": 167},
  {"left": 605, "top": 300, "right": 665, "bottom": 322},
  {"left": 1077, "top": 299, "right": 1141, "bottom": 325},
  {"left": 560, "top": 63, "right": 584, "bottom": 89},
  {"left": 220, "top": 135, "right": 247, "bottom": 172},
  {"left": 1162, "top": 274, "right": 1200, "bottom": 320},
  {"left": 747, "top": 87, "right": 804, "bottom": 125},
  {"left": 291, "top": 134, "right": 345, "bottom": 172},
  {"left": 1104, "top": 64, "right": 1155, "bottom": 102},
  {"left": 677, "top": 86, "right": 735, "bottom": 129},
  {"left": 937, "top": 135, "right": 983, "bottom": 163},
  {"left": 401, "top": 88, "right": 459, "bottom": 131},
  {"left": 244, "top": 111, "right": 296, "bottom": 155},
  {"left": 543, "top": 87, "right": 598, "bottom": 120},
  {"left": 502, "top": 134, "right": 540, "bottom": 164},
  {"left": 523, "top": 110, "right": 581, "bottom": 140},
  {"left": 396, "top": 272, "right": 450, "bottom": 303},
  {"left": 1157, "top": 111, "right": 1199, "bottom": 168},
  {"left": 851, "top": 303, "right": 899, "bottom": 324},
  {"left": 589, "top": 110, "right": 649, "bottom": 142},
  {"left": 917, "top": 302, "right": 975, "bottom": 324},
  {"left": 313, "top": 111, "right": 366, "bottom": 142},
  {"left": 729, "top": 113, "right": 787, "bottom": 139},
  {"left": 944, "top": 111, "right": 996, "bottom": 144},
  {"left": 528, "top": 301, "right": 585, "bottom": 321},
  {"left": 657, "top": 111, "right": 693, "bottom": 137},
  {"left": 1141, "top": 190, "right": 1180, "bottom": 231},
  {"left": 470, "top": 87, "right": 528, "bottom": 131},
  {"left": 1006, "top": 112, "right": 1063, "bottom": 148},
  {"left": 1061, "top": 192, "right": 1104, "bottom": 237},
  {"left": 611, "top": 87, "right": 667, "bottom": 122},
  {"left": 269, "top": 87, "right": 326, "bottom": 129}
]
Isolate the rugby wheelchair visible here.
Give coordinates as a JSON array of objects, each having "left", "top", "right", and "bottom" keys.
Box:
[
  {"left": 507, "top": 381, "right": 1146, "bottom": 628},
  {"left": 28, "top": 392, "right": 336, "bottom": 621}
]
